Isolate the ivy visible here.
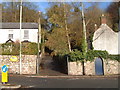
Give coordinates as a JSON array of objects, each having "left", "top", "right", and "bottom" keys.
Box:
[
  {"left": 67, "top": 49, "right": 84, "bottom": 62},
  {"left": 86, "top": 50, "right": 109, "bottom": 61},
  {"left": 108, "top": 55, "right": 120, "bottom": 62},
  {"left": 67, "top": 50, "right": 119, "bottom": 62}
]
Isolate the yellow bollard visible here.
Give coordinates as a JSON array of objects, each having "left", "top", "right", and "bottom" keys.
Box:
[{"left": 1, "top": 65, "right": 8, "bottom": 84}]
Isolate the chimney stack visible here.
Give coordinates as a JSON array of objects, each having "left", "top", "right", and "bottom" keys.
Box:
[{"left": 101, "top": 14, "right": 106, "bottom": 25}]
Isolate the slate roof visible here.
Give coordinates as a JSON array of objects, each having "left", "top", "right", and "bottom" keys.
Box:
[{"left": 0, "top": 23, "right": 38, "bottom": 29}]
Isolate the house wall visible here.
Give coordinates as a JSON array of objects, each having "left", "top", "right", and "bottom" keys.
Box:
[
  {"left": 119, "top": 32, "right": 120, "bottom": 54},
  {"left": 92, "top": 25, "right": 119, "bottom": 55},
  {"left": 0, "top": 55, "right": 37, "bottom": 74},
  {"left": 0, "top": 29, "right": 38, "bottom": 43}
]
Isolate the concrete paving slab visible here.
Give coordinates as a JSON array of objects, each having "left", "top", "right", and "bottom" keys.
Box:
[{"left": 1, "top": 84, "right": 21, "bottom": 89}]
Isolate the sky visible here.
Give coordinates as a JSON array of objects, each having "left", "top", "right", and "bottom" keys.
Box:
[
  {"left": 98, "top": 2, "right": 111, "bottom": 9},
  {"left": 0, "top": 0, "right": 112, "bottom": 13},
  {"left": 36, "top": 2, "right": 112, "bottom": 13}
]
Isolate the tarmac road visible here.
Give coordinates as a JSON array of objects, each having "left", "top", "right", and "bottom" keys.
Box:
[{"left": 4, "top": 74, "right": 119, "bottom": 88}]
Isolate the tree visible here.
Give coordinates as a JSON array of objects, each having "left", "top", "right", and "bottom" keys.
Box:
[
  {"left": 106, "top": 2, "right": 119, "bottom": 32},
  {"left": 68, "top": 2, "right": 83, "bottom": 50},
  {"left": 69, "top": 2, "right": 104, "bottom": 50},
  {"left": 45, "top": 28, "right": 69, "bottom": 55},
  {"left": 2, "top": 1, "right": 40, "bottom": 23},
  {"left": 45, "top": 3, "right": 72, "bottom": 55},
  {"left": 63, "top": 3, "right": 72, "bottom": 52},
  {"left": 85, "top": 3, "right": 103, "bottom": 49},
  {"left": 0, "top": 4, "right": 2, "bottom": 22}
]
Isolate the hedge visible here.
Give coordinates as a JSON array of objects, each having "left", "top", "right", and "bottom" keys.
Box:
[{"left": 0, "top": 42, "right": 39, "bottom": 55}]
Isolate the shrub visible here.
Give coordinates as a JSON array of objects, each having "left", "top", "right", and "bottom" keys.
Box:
[
  {"left": 86, "top": 50, "right": 109, "bottom": 61},
  {"left": 108, "top": 55, "right": 120, "bottom": 62},
  {"left": 1, "top": 42, "right": 19, "bottom": 55},
  {"left": 22, "top": 42, "right": 38, "bottom": 55},
  {"left": 1, "top": 42, "right": 39, "bottom": 55},
  {"left": 93, "top": 50, "right": 109, "bottom": 59},
  {"left": 67, "top": 49, "right": 84, "bottom": 62},
  {"left": 67, "top": 50, "right": 110, "bottom": 62}
]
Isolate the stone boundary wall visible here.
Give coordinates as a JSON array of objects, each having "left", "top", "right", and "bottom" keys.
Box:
[
  {"left": 84, "top": 61, "right": 95, "bottom": 75},
  {"left": 0, "top": 55, "right": 37, "bottom": 74},
  {"left": 104, "top": 59, "right": 120, "bottom": 75},
  {"left": 68, "top": 61, "right": 83, "bottom": 75},
  {"left": 68, "top": 59, "right": 120, "bottom": 75}
]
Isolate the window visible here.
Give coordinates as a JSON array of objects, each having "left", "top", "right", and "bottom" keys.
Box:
[
  {"left": 8, "top": 34, "right": 13, "bottom": 39},
  {"left": 24, "top": 30, "right": 29, "bottom": 39},
  {"left": 8, "top": 30, "right": 13, "bottom": 39}
]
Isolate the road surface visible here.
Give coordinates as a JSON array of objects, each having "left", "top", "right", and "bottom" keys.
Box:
[{"left": 4, "top": 75, "right": 119, "bottom": 88}]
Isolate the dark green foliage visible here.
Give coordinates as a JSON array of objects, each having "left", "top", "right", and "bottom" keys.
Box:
[
  {"left": 87, "top": 33, "right": 94, "bottom": 50},
  {"left": 1, "top": 42, "right": 38, "bottom": 55},
  {"left": 67, "top": 49, "right": 84, "bottom": 62},
  {"left": 85, "top": 50, "right": 95, "bottom": 61},
  {"left": 66, "top": 50, "right": 119, "bottom": 62},
  {"left": 86, "top": 50, "right": 109, "bottom": 61},
  {"left": 113, "top": 23, "right": 119, "bottom": 32},
  {"left": 81, "top": 37, "right": 87, "bottom": 56},
  {"left": 108, "top": 55, "right": 120, "bottom": 62}
]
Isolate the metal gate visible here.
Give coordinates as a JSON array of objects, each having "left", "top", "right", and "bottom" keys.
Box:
[{"left": 95, "top": 57, "right": 104, "bottom": 75}]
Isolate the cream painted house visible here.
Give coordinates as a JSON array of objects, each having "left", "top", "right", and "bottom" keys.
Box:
[
  {"left": 0, "top": 23, "right": 38, "bottom": 43},
  {"left": 92, "top": 15, "right": 119, "bottom": 55}
]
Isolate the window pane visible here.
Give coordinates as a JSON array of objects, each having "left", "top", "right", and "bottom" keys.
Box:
[
  {"left": 24, "top": 30, "right": 29, "bottom": 39},
  {"left": 8, "top": 34, "right": 13, "bottom": 39}
]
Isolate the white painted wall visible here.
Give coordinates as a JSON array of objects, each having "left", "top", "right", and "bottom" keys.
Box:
[
  {"left": 0, "top": 29, "right": 38, "bottom": 43},
  {"left": 92, "top": 24, "right": 119, "bottom": 55}
]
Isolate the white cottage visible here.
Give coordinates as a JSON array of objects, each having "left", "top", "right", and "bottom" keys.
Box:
[
  {"left": 92, "top": 15, "right": 119, "bottom": 55},
  {"left": 0, "top": 23, "right": 38, "bottom": 43}
]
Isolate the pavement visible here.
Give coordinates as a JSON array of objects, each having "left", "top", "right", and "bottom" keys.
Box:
[
  {"left": 9, "top": 73, "right": 120, "bottom": 78},
  {"left": 1, "top": 84, "right": 21, "bottom": 89}
]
